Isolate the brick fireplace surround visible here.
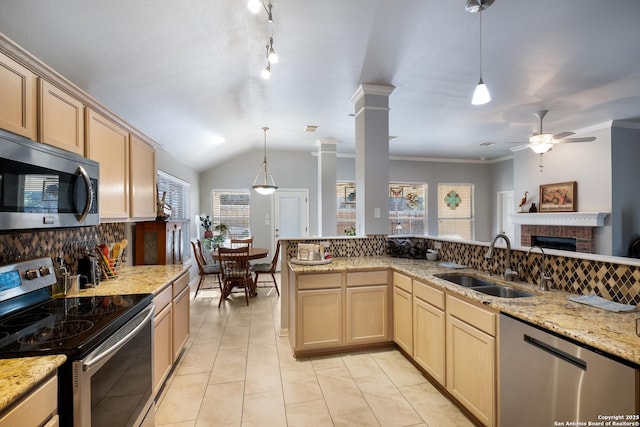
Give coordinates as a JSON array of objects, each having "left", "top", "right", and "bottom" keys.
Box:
[{"left": 520, "top": 224, "right": 593, "bottom": 253}]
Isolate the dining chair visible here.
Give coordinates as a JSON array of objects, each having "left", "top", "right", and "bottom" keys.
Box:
[
  {"left": 230, "top": 236, "right": 253, "bottom": 248},
  {"left": 251, "top": 240, "right": 280, "bottom": 296},
  {"left": 191, "top": 240, "right": 222, "bottom": 299},
  {"left": 217, "top": 246, "right": 252, "bottom": 307}
]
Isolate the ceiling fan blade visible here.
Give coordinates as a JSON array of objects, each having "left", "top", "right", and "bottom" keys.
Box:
[
  {"left": 552, "top": 131, "right": 574, "bottom": 139},
  {"left": 557, "top": 136, "right": 596, "bottom": 143},
  {"left": 509, "top": 144, "right": 530, "bottom": 152}
]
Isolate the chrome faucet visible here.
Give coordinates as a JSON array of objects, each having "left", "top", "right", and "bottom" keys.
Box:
[
  {"left": 527, "top": 245, "right": 552, "bottom": 291},
  {"left": 485, "top": 233, "right": 518, "bottom": 281}
]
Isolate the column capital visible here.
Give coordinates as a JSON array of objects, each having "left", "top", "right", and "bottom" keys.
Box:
[{"left": 350, "top": 83, "right": 395, "bottom": 103}]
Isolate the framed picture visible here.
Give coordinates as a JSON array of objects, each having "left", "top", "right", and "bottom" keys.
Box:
[
  {"left": 390, "top": 187, "right": 403, "bottom": 198},
  {"left": 539, "top": 181, "right": 577, "bottom": 212},
  {"left": 344, "top": 186, "right": 356, "bottom": 204}
]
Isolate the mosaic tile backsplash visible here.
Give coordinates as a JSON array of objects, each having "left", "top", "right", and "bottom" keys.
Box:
[
  {"left": 0, "top": 224, "right": 126, "bottom": 275},
  {"left": 285, "top": 236, "right": 639, "bottom": 305}
]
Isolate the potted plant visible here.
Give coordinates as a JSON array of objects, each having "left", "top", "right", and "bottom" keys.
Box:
[
  {"left": 199, "top": 214, "right": 213, "bottom": 238},
  {"left": 212, "top": 223, "right": 229, "bottom": 248}
]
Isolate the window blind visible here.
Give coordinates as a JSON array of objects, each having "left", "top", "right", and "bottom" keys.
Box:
[
  {"left": 437, "top": 183, "right": 474, "bottom": 240},
  {"left": 157, "top": 170, "right": 191, "bottom": 258},
  {"left": 211, "top": 190, "right": 251, "bottom": 239}
]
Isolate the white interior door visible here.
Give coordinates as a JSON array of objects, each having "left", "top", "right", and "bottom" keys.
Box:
[
  {"left": 497, "top": 190, "right": 515, "bottom": 243},
  {"left": 274, "top": 189, "right": 309, "bottom": 269}
]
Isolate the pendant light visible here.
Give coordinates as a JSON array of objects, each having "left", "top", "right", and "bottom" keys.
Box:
[
  {"left": 466, "top": 0, "right": 493, "bottom": 105},
  {"left": 252, "top": 127, "right": 278, "bottom": 195}
]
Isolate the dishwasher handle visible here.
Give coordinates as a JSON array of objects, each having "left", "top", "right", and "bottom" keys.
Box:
[{"left": 524, "top": 334, "right": 587, "bottom": 370}]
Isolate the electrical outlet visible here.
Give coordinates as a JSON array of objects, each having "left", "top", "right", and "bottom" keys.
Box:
[{"left": 434, "top": 241, "right": 442, "bottom": 250}]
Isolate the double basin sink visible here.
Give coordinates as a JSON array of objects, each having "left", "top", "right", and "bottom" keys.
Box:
[{"left": 434, "top": 273, "right": 535, "bottom": 298}]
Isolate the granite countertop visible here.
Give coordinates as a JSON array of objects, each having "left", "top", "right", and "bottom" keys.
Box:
[
  {"left": 0, "top": 264, "right": 189, "bottom": 414},
  {"left": 0, "top": 355, "right": 66, "bottom": 414},
  {"left": 289, "top": 256, "right": 640, "bottom": 366}
]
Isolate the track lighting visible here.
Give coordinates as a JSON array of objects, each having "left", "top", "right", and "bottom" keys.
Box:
[
  {"left": 261, "top": 62, "right": 271, "bottom": 80},
  {"left": 466, "top": 0, "right": 493, "bottom": 105},
  {"left": 247, "top": 0, "right": 261, "bottom": 13},
  {"left": 248, "top": 1, "right": 279, "bottom": 78},
  {"left": 268, "top": 37, "right": 278, "bottom": 64}
]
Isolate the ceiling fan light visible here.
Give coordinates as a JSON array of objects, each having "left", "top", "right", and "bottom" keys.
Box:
[
  {"left": 247, "top": 0, "right": 261, "bottom": 13},
  {"left": 471, "top": 78, "right": 491, "bottom": 105},
  {"left": 529, "top": 143, "right": 553, "bottom": 154}
]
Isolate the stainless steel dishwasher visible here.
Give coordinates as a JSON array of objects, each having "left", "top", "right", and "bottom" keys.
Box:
[{"left": 500, "top": 314, "right": 639, "bottom": 427}]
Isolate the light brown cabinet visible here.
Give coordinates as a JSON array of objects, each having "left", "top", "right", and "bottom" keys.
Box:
[
  {"left": 135, "top": 221, "right": 184, "bottom": 265},
  {"left": 413, "top": 279, "right": 446, "bottom": 386},
  {"left": 291, "top": 269, "right": 390, "bottom": 355},
  {"left": 446, "top": 294, "right": 496, "bottom": 427},
  {"left": 129, "top": 135, "right": 157, "bottom": 219},
  {"left": 172, "top": 272, "right": 190, "bottom": 361},
  {"left": 152, "top": 286, "right": 173, "bottom": 396},
  {"left": 0, "top": 52, "right": 37, "bottom": 139},
  {"left": 38, "top": 79, "right": 84, "bottom": 155},
  {"left": 0, "top": 375, "right": 58, "bottom": 427},
  {"left": 86, "top": 108, "right": 130, "bottom": 219},
  {"left": 392, "top": 272, "right": 413, "bottom": 355}
]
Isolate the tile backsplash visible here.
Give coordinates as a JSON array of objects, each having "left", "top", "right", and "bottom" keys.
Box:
[{"left": 0, "top": 224, "right": 126, "bottom": 274}]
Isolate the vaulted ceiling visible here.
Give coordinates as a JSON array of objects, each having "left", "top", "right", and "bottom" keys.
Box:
[{"left": 1, "top": 1, "right": 639, "bottom": 171}]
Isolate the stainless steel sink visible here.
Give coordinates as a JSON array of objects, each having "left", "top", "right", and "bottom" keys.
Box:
[
  {"left": 434, "top": 273, "right": 494, "bottom": 288},
  {"left": 473, "top": 285, "right": 535, "bottom": 298},
  {"left": 433, "top": 273, "right": 535, "bottom": 298}
]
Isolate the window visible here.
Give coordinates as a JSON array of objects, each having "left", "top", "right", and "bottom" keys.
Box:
[
  {"left": 389, "top": 183, "right": 427, "bottom": 235},
  {"left": 336, "top": 182, "right": 427, "bottom": 236},
  {"left": 211, "top": 190, "right": 251, "bottom": 239},
  {"left": 157, "top": 170, "right": 191, "bottom": 259},
  {"left": 437, "top": 183, "right": 474, "bottom": 240}
]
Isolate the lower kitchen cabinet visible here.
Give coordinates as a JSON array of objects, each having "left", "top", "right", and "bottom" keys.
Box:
[
  {"left": 413, "top": 279, "right": 446, "bottom": 386},
  {"left": 446, "top": 294, "right": 496, "bottom": 427},
  {"left": 291, "top": 269, "right": 391, "bottom": 355},
  {"left": 152, "top": 271, "right": 190, "bottom": 396},
  {"left": 153, "top": 286, "right": 173, "bottom": 396},
  {"left": 0, "top": 375, "right": 58, "bottom": 427},
  {"left": 392, "top": 272, "right": 413, "bottom": 355}
]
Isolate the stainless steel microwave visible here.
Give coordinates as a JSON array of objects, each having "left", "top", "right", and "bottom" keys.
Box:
[{"left": 0, "top": 129, "right": 99, "bottom": 230}]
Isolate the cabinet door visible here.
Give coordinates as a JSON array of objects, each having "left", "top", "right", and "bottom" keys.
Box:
[
  {"left": 153, "top": 302, "right": 172, "bottom": 396},
  {"left": 0, "top": 375, "right": 57, "bottom": 427},
  {"left": 346, "top": 285, "right": 388, "bottom": 344},
  {"left": 393, "top": 286, "right": 413, "bottom": 354},
  {"left": 166, "top": 222, "right": 184, "bottom": 265},
  {"left": 172, "top": 281, "right": 190, "bottom": 361},
  {"left": 129, "top": 135, "right": 156, "bottom": 219},
  {"left": 0, "top": 52, "right": 36, "bottom": 139},
  {"left": 39, "top": 79, "right": 84, "bottom": 154},
  {"left": 86, "top": 108, "right": 130, "bottom": 219},
  {"left": 446, "top": 315, "right": 495, "bottom": 427},
  {"left": 297, "top": 288, "right": 342, "bottom": 350},
  {"left": 413, "top": 297, "right": 445, "bottom": 385}
]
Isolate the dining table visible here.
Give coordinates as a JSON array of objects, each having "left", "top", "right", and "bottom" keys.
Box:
[{"left": 211, "top": 247, "right": 269, "bottom": 297}]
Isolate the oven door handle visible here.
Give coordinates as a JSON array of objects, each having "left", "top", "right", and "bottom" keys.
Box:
[{"left": 82, "top": 304, "right": 154, "bottom": 371}]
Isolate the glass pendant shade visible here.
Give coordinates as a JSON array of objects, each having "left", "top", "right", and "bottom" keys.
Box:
[
  {"left": 261, "top": 63, "right": 271, "bottom": 79},
  {"left": 247, "top": 0, "right": 261, "bottom": 13},
  {"left": 252, "top": 127, "right": 278, "bottom": 195},
  {"left": 471, "top": 77, "right": 491, "bottom": 105}
]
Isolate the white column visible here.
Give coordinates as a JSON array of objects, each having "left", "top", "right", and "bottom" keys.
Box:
[
  {"left": 316, "top": 138, "right": 338, "bottom": 236},
  {"left": 350, "top": 84, "right": 394, "bottom": 235}
]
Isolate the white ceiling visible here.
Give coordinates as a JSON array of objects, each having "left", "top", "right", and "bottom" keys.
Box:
[{"left": 1, "top": 1, "right": 640, "bottom": 171}]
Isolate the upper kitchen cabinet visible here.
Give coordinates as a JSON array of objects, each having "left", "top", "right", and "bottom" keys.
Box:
[
  {"left": 38, "top": 79, "right": 85, "bottom": 155},
  {"left": 86, "top": 108, "right": 130, "bottom": 220},
  {"left": 0, "top": 52, "right": 37, "bottom": 140},
  {"left": 130, "top": 135, "right": 157, "bottom": 220}
]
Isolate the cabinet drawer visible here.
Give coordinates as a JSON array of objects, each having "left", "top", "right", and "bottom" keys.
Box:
[
  {"left": 346, "top": 270, "right": 387, "bottom": 287},
  {"left": 446, "top": 294, "right": 496, "bottom": 336},
  {"left": 172, "top": 272, "right": 189, "bottom": 298},
  {"left": 393, "top": 271, "right": 412, "bottom": 293},
  {"left": 154, "top": 285, "right": 172, "bottom": 312},
  {"left": 413, "top": 280, "right": 444, "bottom": 310},
  {"left": 298, "top": 273, "right": 342, "bottom": 290},
  {"left": 0, "top": 375, "right": 57, "bottom": 427}
]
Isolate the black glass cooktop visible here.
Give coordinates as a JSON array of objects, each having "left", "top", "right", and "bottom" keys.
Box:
[{"left": 0, "top": 294, "right": 152, "bottom": 359}]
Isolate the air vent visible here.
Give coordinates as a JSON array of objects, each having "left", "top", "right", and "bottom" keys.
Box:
[{"left": 304, "top": 125, "right": 318, "bottom": 132}]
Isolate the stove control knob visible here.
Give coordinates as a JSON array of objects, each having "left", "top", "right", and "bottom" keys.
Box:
[
  {"left": 25, "top": 269, "right": 38, "bottom": 280},
  {"left": 39, "top": 266, "right": 51, "bottom": 276}
]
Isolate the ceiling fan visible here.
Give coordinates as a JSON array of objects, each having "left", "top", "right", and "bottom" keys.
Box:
[{"left": 510, "top": 110, "right": 596, "bottom": 154}]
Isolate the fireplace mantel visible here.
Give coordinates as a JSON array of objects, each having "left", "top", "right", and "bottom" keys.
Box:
[{"left": 511, "top": 212, "right": 609, "bottom": 227}]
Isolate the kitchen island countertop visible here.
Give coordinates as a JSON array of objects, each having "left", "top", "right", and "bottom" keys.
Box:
[{"left": 289, "top": 256, "right": 640, "bottom": 366}]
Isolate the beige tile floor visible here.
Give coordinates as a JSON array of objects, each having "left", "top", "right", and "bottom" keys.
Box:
[{"left": 154, "top": 276, "right": 475, "bottom": 427}]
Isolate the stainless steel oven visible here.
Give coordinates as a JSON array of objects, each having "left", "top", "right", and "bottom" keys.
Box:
[
  {"left": 73, "top": 304, "right": 155, "bottom": 427},
  {"left": 0, "top": 128, "right": 99, "bottom": 230}
]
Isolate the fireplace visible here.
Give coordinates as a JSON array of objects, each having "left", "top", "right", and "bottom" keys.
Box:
[
  {"left": 521, "top": 225, "right": 592, "bottom": 253},
  {"left": 532, "top": 235, "right": 577, "bottom": 251}
]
